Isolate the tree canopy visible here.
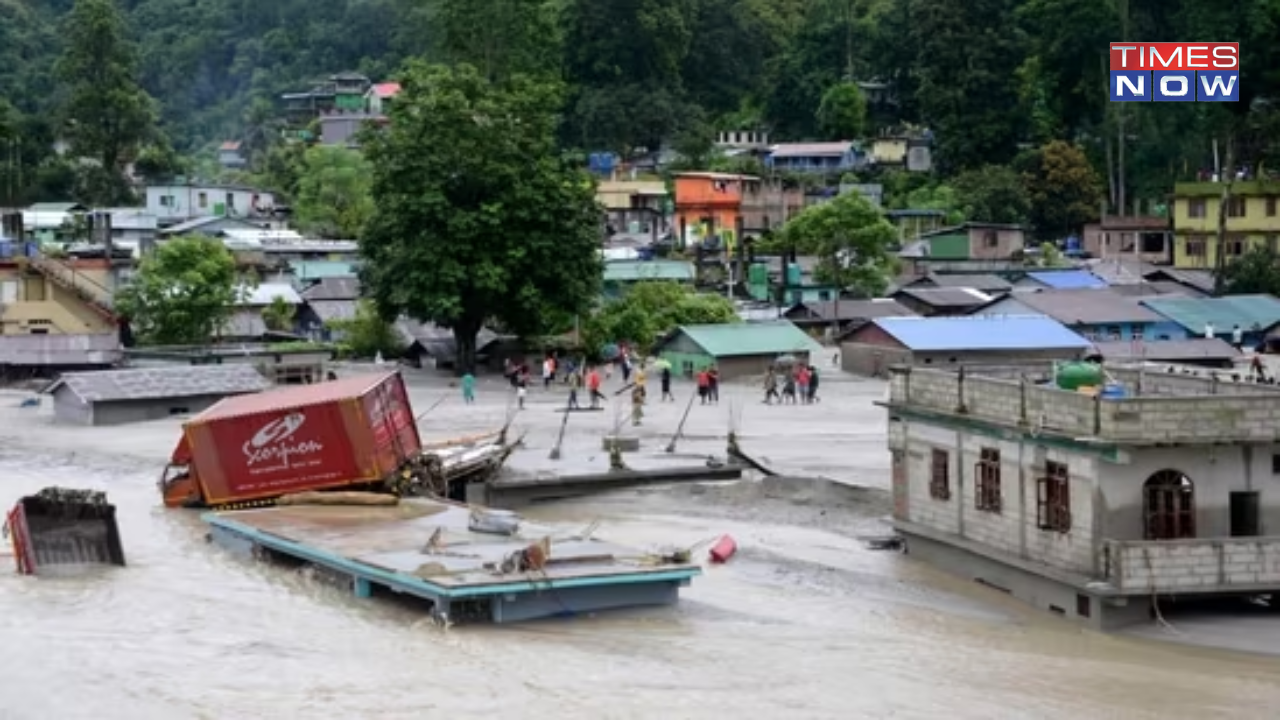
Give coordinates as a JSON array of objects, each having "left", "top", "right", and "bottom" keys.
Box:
[
  {"left": 359, "top": 61, "right": 603, "bottom": 373},
  {"left": 766, "top": 191, "right": 898, "bottom": 297},
  {"left": 293, "top": 146, "right": 374, "bottom": 239},
  {"left": 583, "top": 281, "right": 738, "bottom": 357},
  {"left": 115, "top": 235, "right": 241, "bottom": 345}
]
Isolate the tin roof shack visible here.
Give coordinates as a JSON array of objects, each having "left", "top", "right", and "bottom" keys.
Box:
[
  {"left": 888, "top": 287, "right": 992, "bottom": 317},
  {"left": 882, "top": 363, "right": 1280, "bottom": 630},
  {"left": 783, "top": 298, "right": 916, "bottom": 335},
  {"left": 45, "top": 364, "right": 271, "bottom": 426},
  {"left": 1140, "top": 295, "right": 1280, "bottom": 350},
  {"left": 654, "top": 320, "right": 822, "bottom": 380},
  {"left": 162, "top": 371, "right": 421, "bottom": 508},
  {"left": 840, "top": 316, "right": 1091, "bottom": 375},
  {"left": 972, "top": 288, "right": 1187, "bottom": 342},
  {"left": 124, "top": 344, "right": 334, "bottom": 385},
  {"left": 900, "top": 273, "right": 1013, "bottom": 295}
]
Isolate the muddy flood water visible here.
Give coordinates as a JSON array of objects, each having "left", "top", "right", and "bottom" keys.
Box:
[{"left": 1, "top": 368, "right": 1278, "bottom": 719}]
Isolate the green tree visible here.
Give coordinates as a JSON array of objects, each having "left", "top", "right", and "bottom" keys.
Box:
[
  {"left": 55, "top": 0, "right": 158, "bottom": 205},
  {"left": 360, "top": 62, "right": 603, "bottom": 373},
  {"left": 435, "top": 0, "right": 561, "bottom": 81},
  {"left": 1218, "top": 246, "right": 1280, "bottom": 296},
  {"left": 1019, "top": 140, "right": 1102, "bottom": 240},
  {"left": 910, "top": 0, "right": 1025, "bottom": 172},
  {"left": 952, "top": 165, "right": 1031, "bottom": 224},
  {"left": 816, "top": 82, "right": 866, "bottom": 140},
  {"left": 294, "top": 145, "right": 374, "bottom": 239},
  {"left": 115, "top": 236, "right": 240, "bottom": 345},
  {"left": 261, "top": 295, "right": 296, "bottom": 331},
  {"left": 327, "top": 300, "right": 405, "bottom": 359},
  {"left": 583, "top": 281, "right": 738, "bottom": 356},
  {"left": 771, "top": 191, "right": 897, "bottom": 296}
]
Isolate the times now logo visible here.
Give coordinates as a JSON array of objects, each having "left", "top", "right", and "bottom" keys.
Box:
[{"left": 1109, "top": 43, "right": 1239, "bottom": 102}]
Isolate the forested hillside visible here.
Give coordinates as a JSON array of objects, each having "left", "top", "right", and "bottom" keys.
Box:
[{"left": 2, "top": 0, "right": 1279, "bottom": 208}]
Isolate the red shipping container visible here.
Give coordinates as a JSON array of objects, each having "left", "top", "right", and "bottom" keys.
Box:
[{"left": 181, "top": 372, "right": 422, "bottom": 506}]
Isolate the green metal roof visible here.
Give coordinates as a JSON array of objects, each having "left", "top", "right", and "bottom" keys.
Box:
[
  {"left": 603, "top": 261, "right": 695, "bottom": 283},
  {"left": 669, "top": 320, "right": 822, "bottom": 357},
  {"left": 290, "top": 260, "right": 361, "bottom": 280},
  {"left": 1140, "top": 294, "right": 1280, "bottom": 332}
]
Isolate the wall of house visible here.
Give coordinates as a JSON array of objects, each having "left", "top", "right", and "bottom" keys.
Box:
[
  {"left": 968, "top": 229, "right": 1024, "bottom": 260},
  {"left": 1073, "top": 321, "right": 1189, "bottom": 342},
  {"left": 1082, "top": 224, "right": 1171, "bottom": 264},
  {"left": 872, "top": 139, "right": 907, "bottom": 164},
  {"left": 52, "top": 388, "right": 93, "bottom": 425},
  {"left": 146, "top": 186, "right": 274, "bottom": 222},
  {"left": 890, "top": 416, "right": 1100, "bottom": 576},
  {"left": 0, "top": 275, "right": 113, "bottom": 335}
]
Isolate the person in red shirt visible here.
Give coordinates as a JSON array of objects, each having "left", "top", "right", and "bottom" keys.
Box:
[
  {"left": 587, "top": 367, "right": 604, "bottom": 408},
  {"left": 797, "top": 365, "right": 812, "bottom": 404},
  {"left": 696, "top": 369, "right": 710, "bottom": 404}
]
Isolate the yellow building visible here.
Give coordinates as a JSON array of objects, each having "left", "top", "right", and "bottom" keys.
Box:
[
  {"left": 0, "top": 256, "right": 118, "bottom": 335},
  {"left": 1172, "top": 180, "right": 1280, "bottom": 267}
]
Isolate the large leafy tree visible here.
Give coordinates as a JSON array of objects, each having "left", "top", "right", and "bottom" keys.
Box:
[
  {"left": 115, "top": 236, "right": 241, "bottom": 345},
  {"left": 360, "top": 61, "right": 603, "bottom": 373},
  {"left": 55, "top": 0, "right": 158, "bottom": 205},
  {"left": 767, "top": 191, "right": 897, "bottom": 296},
  {"left": 583, "top": 281, "right": 738, "bottom": 356},
  {"left": 294, "top": 145, "right": 374, "bottom": 239},
  {"left": 1218, "top": 247, "right": 1280, "bottom": 297},
  {"left": 434, "top": 0, "right": 561, "bottom": 81},
  {"left": 1018, "top": 140, "right": 1103, "bottom": 240}
]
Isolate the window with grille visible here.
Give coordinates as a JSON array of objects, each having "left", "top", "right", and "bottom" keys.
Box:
[
  {"left": 1188, "top": 199, "right": 1206, "bottom": 218},
  {"left": 1037, "top": 461, "right": 1071, "bottom": 533},
  {"left": 929, "top": 449, "right": 950, "bottom": 501},
  {"left": 975, "top": 448, "right": 1001, "bottom": 512}
]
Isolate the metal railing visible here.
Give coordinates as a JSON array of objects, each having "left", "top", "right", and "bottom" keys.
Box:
[{"left": 29, "top": 255, "right": 115, "bottom": 312}]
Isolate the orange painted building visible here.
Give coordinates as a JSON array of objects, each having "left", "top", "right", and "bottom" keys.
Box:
[{"left": 672, "top": 172, "right": 756, "bottom": 252}]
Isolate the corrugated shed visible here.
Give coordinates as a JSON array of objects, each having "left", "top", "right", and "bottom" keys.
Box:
[
  {"left": 301, "top": 277, "right": 361, "bottom": 301},
  {"left": 995, "top": 289, "right": 1166, "bottom": 324},
  {"left": 46, "top": 364, "right": 270, "bottom": 403},
  {"left": 892, "top": 287, "right": 992, "bottom": 307},
  {"left": 1025, "top": 270, "right": 1108, "bottom": 289},
  {"left": 669, "top": 320, "right": 821, "bottom": 357},
  {"left": 1141, "top": 295, "right": 1280, "bottom": 332},
  {"left": 869, "top": 316, "right": 1091, "bottom": 351},
  {"left": 307, "top": 300, "right": 358, "bottom": 322}
]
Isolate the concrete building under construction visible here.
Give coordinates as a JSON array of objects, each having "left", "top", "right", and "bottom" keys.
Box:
[{"left": 881, "top": 364, "right": 1280, "bottom": 629}]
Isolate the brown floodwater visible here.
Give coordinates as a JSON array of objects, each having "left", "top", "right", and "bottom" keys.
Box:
[{"left": 1, "top": 375, "right": 1278, "bottom": 719}]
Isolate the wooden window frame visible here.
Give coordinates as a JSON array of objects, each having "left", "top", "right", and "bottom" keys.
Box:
[
  {"left": 1228, "top": 196, "right": 1247, "bottom": 218},
  {"left": 1143, "top": 471, "right": 1196, "bottom": 540},
  {"left": 974, "top": 447, "right": 1001, "bottom": 512},
  {"left": 1036, "top": 461, "right": 1071, "bottom": 533},
  {"left": 1268, "top": 196, "right": 1278, "bottom": 217},
  {"left": 929, "top": 449, "right": 951, "bottom": 501},
  {"left": 1188, "top": 199, "right": 1206, "bottom": 218}
]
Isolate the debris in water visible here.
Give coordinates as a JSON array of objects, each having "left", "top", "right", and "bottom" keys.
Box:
[
  {"left": 708, "top": 534, "right": 737, "bottom": 563},
  {"left": 5, "top": 487, "right": 126, "bottom": 575}
]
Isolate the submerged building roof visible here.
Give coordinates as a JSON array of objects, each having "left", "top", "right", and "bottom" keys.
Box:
[
  {"left": 863, "top": 315, "right": 1091, "bottom": 352},
  {"left": 1140, "top": 295, "right": 1280, "bottom": 333},
  {"left": 1024, "top": 270, "right": 1109, "bottom": 289},
  {"left": 45, "top": 364, "right": 271, "bottom": 403},
  {"left": 663, "top": 320, "right": 820, "bottom": 357}
]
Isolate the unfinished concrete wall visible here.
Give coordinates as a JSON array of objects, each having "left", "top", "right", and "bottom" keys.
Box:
[
  {"left": 889, "top": 366, "right": 1280, "bottom": 443},
  {"left": 896, "top": 418, "right": 1099, "bottom": 576},
  {"left": 842, "top": 342, "right": 911, "bottom": 376},
  {"left": 1104, "top": 537, "right": 1280, "bottom": 593}
]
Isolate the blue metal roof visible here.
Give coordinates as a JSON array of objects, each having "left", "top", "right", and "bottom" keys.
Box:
[
  {"left": 871, "top": 315, "right": 1091, "bottom": 351},
  {"left": 1026, "top": 270, "right": 1108, "bottom": 289}
]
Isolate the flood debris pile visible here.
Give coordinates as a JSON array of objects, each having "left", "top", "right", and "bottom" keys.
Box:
[{"left": 5, "top": 487, "right": 126, "bottom": 575}]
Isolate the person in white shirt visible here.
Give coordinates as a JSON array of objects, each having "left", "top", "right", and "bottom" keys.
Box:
[
  {"left": 1232, "top": 324, "right": 1244, "bottom": 349},
  {"left": 1204, "top": 322, "right": 1215, "bottom": 339}
]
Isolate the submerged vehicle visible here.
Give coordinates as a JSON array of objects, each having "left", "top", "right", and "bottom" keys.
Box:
[
  {"left": 5, "top": 487, "right": 126, "bottom": 575},
  {"left": 160, "top": 371, "right": 514, "bottom": 509}
]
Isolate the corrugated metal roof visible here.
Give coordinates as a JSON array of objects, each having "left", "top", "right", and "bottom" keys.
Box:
[
  {"left": 291, "top": 260, "right": 361, "bottom": 280},
  {"left": 892, "top": 287, "right": 992, "bottom": 307},
  {"left": 308, "top": 300, "right": 357, "bottom": 322},
  {"left": 668, "top": 320, "right": 821, "bottom": 357},
  {"left": 603, "top": 261, "right": 695, "bottom": 282},
  {"left": 223, "top": 309, "right": 268, "bottom": 337},
  {"left": 238, "top": 283, "right": 303, "bottom": 306},
  {"left": 192, "top": 371, "right": 395, "bottom": 422},
  {"left": 769, "top": 142, "right": 853, "bottom": 158},
  {"left": 867, "top": 316, "right": 1091, "bottom": 351},
  {"left": 991, "top": 289, "right": 1166, "bottom": 324},
  {"left": 1140, "top": 295, "right": 1280, "bottom": 332},
  {"left": 1025, "top": 270, "right": 1108, "bottom": 289},
  {"left": 46, "top": 363, "right": 271, "bottom": 403},
  {"left": 1106, "top": 281, "right": 1204, "bottom": 298},
  {"left": 0, "top": 333, "right": 122, "bottom": 365},
  {"left": 909, "top": 273, "right": 1012, "bottom": 292},
  {"left": 395, "top": 320, "right": 499, "bottom": 356},
  {"left": 300, "top": 277, "right": 361, "bottom": 301},
  {"left": 1093, "top": 338, "right": 1240, "bottom": 361},
  {"left": 787, "top": 299, "right": 916, "bottom": 322},
  {"left": 1143, "top": 268, "right": 1215, "bottom": 293}
]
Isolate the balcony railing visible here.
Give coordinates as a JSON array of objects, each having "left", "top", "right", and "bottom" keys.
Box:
[{"left": 1103, "top": 537, "right": 1280, "bottom": 593}]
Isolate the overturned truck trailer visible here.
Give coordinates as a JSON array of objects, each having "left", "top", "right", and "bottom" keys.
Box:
[{"left": 5, "top": 488, "right": 126, "bottom": 575}]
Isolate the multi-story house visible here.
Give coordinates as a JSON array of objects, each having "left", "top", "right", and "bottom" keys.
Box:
[
  {"left": 144, "top": 182, "right": 277, "bottom": 227},
  {"left": 764, "top": 142, "right": 865, "bottom": 175},
  {"left": 672, "top": 172, "right": 752, "bottom": 250},
  {"left": 1172, "top": 180, "right": 1280, "bottom": 267}
]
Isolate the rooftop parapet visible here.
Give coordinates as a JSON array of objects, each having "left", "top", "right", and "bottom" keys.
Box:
[{"left": 884, "top": 365, "right": 1280, "bottom": 445}]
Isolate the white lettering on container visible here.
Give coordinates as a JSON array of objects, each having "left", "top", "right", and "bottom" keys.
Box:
[{"left": 243, "top": 412, "right": 324, "bottom": 473}]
